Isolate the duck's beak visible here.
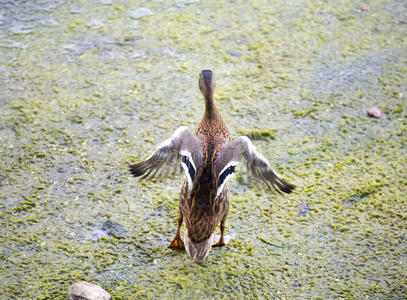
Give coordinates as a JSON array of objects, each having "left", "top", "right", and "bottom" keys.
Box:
[{"left": 184, "top": 230, "right": 214, "bottom": 262}]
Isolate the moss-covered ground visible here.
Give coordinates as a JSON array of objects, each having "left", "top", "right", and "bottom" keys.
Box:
[{"left": 0, "top": 0, "right": 406, "bottom": 298}]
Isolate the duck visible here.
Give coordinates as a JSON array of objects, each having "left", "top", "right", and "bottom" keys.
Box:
[{"left": 129, "top": 70, "right": 295, "bottom": 261}]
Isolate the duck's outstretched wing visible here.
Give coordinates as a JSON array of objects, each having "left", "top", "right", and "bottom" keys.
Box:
[
  {"left": 214, "top": 136, "right": 295, "bottom": 196},
  {"left": 129, "top": 127, "right": 204, "bottom": 188}
]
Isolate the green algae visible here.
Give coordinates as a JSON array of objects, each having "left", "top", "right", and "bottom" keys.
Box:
[
  {"left": 0, "top": 0, "right": 406, "bottom": 299},
  {"left": 237, "top": 128, "right": 277, "bottom": 140}
]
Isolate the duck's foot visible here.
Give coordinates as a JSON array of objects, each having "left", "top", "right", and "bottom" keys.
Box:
[
  {"left": 212, "top": 238, "right": 227, "bottom": 247},
  {"left": 212, "top": 233, "right": 234, "bottom": 247},
  {"left": 168, "top": 237, "right": 185, "bottom": 250}
]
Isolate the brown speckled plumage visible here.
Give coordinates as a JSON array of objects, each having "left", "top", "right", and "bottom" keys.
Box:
[
  {"left": 178, "top": 70, "right": 231, "bottom": 257},
  {"left": 129, "top": 70, "right": 295, "bottom": 261}
]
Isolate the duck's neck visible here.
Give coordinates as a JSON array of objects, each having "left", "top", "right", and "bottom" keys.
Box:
[{"left": 204, "top": 93, "right": 220, "bottom": 120}]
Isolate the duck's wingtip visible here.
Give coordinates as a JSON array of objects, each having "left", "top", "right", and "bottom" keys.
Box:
[
  {"left": 128, "top": 163, "right": 145, "bottom": 177},
  {"left": 276, "top": 178, "right": 295, "bottom": 194},
  {"left": 282, "top": 182, "right": 296, "bottom": 194}
]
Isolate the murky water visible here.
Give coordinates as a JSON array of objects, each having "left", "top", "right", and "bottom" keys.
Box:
[{"left": 0, "top": 0, "right": 406, "bottom": 298}]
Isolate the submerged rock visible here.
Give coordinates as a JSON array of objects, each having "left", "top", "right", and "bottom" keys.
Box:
[
  {"left": 88, "top": 221, "right": 127, "bottom": 241},
  {"left": 367, "top": 106, "right": 382, "bottom": 118},
  {"left": 68, "top": 281, "right": 111, "bottom": 300},
  {"left": 298, "top": 203, "right": 310, "bottom": 217},
  {"left": 102, "top": 221, "right": 126, "bottom": 238},
  {"left": 101, "top": 220, "right": 127, "bottom": 238}
]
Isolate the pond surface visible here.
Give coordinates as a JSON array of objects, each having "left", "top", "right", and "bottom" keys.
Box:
[{"left": 0, "top": 0, "right": 406, "bottom": 298}]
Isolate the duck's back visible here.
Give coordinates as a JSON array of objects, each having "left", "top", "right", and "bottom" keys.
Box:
[{"left": 181, "top": 116, "right": 230, "bottom": 243}]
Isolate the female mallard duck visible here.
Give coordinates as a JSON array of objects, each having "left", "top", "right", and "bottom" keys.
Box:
[{"left": 129, "top": 70, "right": 295, "bottom": 261}]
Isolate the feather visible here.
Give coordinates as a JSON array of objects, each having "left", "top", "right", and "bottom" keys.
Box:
[
  {"left": 129, "top": 127, "right": 204, "bottom": 189},
  {"left": 215, "top": 136, "right": 295, "bottom": 194}
]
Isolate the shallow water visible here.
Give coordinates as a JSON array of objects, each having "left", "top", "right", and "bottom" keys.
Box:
[{"left": 0, "top": 0, "right": 406, "bottom": 298}]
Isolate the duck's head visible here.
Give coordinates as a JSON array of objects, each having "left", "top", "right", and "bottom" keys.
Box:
[
  {"left": 199, "top": 70, "right": 215, "bottom": 100},
  {"left": 184, "top": 229, "right": 214, "bottom": 262}
]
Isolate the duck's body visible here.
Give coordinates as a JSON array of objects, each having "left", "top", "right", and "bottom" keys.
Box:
[{"left": 130, "top": 70, "right": 295, "bottom": 261}]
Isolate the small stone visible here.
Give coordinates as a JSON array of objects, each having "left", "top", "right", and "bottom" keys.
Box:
[
  {"left": 129, "top": 8, "right": 154, "bottom": 19},
  {"left": 367, "top": 107, "right": 382, "bottom": 118},
  {"left": 68, "top": 281, "right": 111, "bottom": 300}
]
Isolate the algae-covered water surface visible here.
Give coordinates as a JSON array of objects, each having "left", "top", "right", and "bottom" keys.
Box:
[{"left": 1, "top": 0, "right": 406, "bottom": 298}]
